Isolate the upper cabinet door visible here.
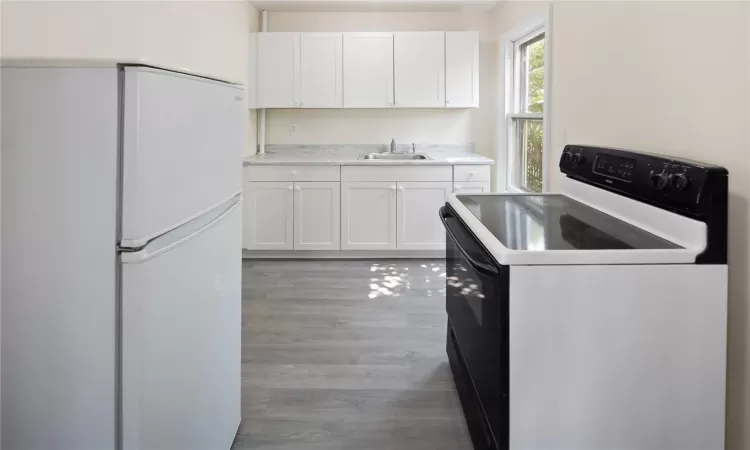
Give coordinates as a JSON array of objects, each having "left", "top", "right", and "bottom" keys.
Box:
[
  {"left": 394, "top": 32, "right": 445, "bottom": 108},
  {"left": 257, "top": 32, "right": 299, "bottom": 108},
  {"left": 446, "top": 31, "right": 479, "bottom": 108},
  {"left": 343, "top": 33, "right": 394, "bottom": 108},
  {"left": 299, "top": 33, "right": 343, "bottom": 108}
]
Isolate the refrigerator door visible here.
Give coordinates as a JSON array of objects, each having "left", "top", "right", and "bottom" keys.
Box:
[
  {"left": 121, "top": 195, "right": 241, "bottom": 450},
  {"left": 120, "top": 66, "right": 245, "bottom": 248}
]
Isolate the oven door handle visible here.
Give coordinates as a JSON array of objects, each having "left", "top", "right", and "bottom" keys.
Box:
[{"left": 439, "top": 206, "right": 499, "bottom": 276}]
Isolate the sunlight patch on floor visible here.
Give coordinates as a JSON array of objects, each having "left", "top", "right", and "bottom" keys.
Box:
[{"left": 366, "top": 262, "right": 446, "bottom": 299}]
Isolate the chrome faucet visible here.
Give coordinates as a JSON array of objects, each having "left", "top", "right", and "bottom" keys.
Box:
[
  {"left": 390, "top": 138, "right": 396, "bottom": 153},
  {"left": 412, "top": 143, "right": 416, "bottom": 154}
]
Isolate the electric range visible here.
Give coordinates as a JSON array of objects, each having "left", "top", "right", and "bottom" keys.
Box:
[{"left": 440, "top": 145, "right": 728, "bottom": 450}]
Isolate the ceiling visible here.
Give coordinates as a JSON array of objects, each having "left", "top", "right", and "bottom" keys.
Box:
[{"left": 249, "top": 1, "right": 501, "bottom": 13}]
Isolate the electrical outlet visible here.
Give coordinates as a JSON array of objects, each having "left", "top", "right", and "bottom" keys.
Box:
[{"left": 289, "top": 123, "right": 297, "bottom": 135}]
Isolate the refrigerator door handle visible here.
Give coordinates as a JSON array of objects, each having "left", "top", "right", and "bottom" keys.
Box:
[{"left": 121, "top": 194, "right": 241, "bottom": 264}]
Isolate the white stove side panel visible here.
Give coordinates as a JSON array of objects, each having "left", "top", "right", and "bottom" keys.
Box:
[{"left": 508, "top": 264, "right": 727, "bottom": 450}]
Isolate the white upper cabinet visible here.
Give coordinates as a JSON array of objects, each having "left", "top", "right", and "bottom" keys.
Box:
[
  {"left": 446, "top": 31, "right": 479, "bottom": 108},
  {"left": 255, "top": 32, "right": 342, "bottom": 108},
  {"left": 343, "top": 33, "right": 394, "bottom": 108},
  {"left": 256, "top": 32, "right": 299, "bottom": 108},
  {"left": 300, "top": 33, "right": 343, "bottom": 108},
  {"left": 394, "top": 32, "right": 445, "bottom": 108},
  {"left": 252, "top": 30, "right": 478, "bottom": 109}
]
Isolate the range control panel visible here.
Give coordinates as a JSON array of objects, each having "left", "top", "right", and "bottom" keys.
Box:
[
  {"left": 593, "top": 154, "right": 636, "bottom": 182},
  {"left": 559, "top": 145, "right": 727, "bottom": 217}
]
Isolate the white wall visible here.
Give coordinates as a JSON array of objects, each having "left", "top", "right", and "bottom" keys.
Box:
[
  {"left": 264, "top": 11, "right": 496, "bottom": 155},
  {"left": 266, "top": 108, "right": 473, "bottom": 144},
  {"left": 1, "top": 0, "right": 256, "bottom": 155},
  {"left": 493, "top": 0, "right": 549, "bottom": 38},
  {"left": 547, "top": 3, "right": 750, "bottom": 449},
  {"left": 1, "top": 0, "right": 250, "bottom": 83}
]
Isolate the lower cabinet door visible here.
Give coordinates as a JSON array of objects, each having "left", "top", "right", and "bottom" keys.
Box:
[
  {"left": 243, "top": 181, "right": 294, "bottom": 250},
  {"left": 294, "top": 182, "right": 341, "bottom": 250},
  {"left": 454, "top": 181, "right": 491, "bottom": 194},
  {"left": 341, "top": 181, "right": 397, "bottom": 250},
  {"left": 397, "top": 181, "right": 453, "bottom": 250}
]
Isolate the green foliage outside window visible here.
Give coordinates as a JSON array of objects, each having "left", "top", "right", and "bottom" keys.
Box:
[{"left": 522, "top": 37, "right": 545, "bottom": 192}]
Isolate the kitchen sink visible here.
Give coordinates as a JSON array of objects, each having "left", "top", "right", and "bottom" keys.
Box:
[{"left": 359, "top": 153, "right": 430, "bottom": 161}]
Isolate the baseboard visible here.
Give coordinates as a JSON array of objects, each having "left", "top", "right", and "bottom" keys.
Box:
[{"left": 242, "top": 249, "right": 445, "bottom": 259}]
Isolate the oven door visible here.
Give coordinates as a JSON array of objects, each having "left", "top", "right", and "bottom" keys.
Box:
[{"left": 440, "top": 205, "right": 508, "bottom": 450}]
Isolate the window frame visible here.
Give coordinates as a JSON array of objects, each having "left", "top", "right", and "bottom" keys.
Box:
[
  {"left": 512, "top": 28, "right": 544, "bottom": 119},
  {"left": 498, "top": 9, "right": 552, "bottom": 193}
]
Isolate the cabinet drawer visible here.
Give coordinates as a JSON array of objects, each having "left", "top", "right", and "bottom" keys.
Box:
[
  {"left": 454, "top": 181, "right": 490, "bottom": 194},
  {"left": 453, "top": 165, "right": 490, "bottom": 183},
  {"left": 244, "top": 165, "right": 340, "bottom": 182},
  {"left": 342, "top": 165, "right": 452, "bottom": 182}
]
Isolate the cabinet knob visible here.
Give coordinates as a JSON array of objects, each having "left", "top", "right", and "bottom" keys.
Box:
[
  {"left": 470, "top": 171, "right": 477, "bottom": 177},
  {"left": 287, "top": 185, "right": 293, "bottom": 191},
  {"left": 299, "top": 101, "right": 305, "bottom": 107},
  {"left": 295, "top": 185, "right": 301, "bottom": 191},
  {"left": 398, "top": 186, "right": 405, "bottom": 192},
  {"left": 391, "top": 185, "right": 397, "bottom": 191},
  {"left": 291, "top": 170, "right": 298, "bottom": 176},
  {"left": 456, "top": 185, "right": 462, "bottom": 190}
]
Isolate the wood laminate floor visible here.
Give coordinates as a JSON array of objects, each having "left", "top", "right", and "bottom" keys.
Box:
[{"left": 233, "top": 259, "right": 472, "bottom": 450}]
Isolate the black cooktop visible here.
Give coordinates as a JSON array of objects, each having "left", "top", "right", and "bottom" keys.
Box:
[{"left": 456, "top": 194, "right": 683, "bottom": 251}]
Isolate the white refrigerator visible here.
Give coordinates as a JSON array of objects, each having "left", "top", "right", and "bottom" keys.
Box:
[{"left": 1, "top": 62, "right": 244, "bottom": 450}]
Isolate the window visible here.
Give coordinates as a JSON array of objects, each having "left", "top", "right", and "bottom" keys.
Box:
[{"left": 505, "top": 26, "right": 546, "bottom": 192}]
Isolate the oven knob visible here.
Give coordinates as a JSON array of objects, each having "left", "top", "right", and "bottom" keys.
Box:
[
  {"left": 572, "top": 153, "right": 583, "bottom": 164},
  {"left": 670, "top": 173, "right": 690, "bottom": 190},
  {"left": 650, "top": 170, "right": 669, "bottom": 190},
  {"left": 561, "top": 151, "right": 571, "bottom": 162}
]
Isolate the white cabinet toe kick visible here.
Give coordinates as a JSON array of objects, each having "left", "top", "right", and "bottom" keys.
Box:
[{"left": 242, "top": 164, "right": 490, "bottom": 256}]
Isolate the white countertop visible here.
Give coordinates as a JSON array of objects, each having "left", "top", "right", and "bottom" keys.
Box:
[{"left": 243, "top": 144, "right": 494, "bottom": 166}]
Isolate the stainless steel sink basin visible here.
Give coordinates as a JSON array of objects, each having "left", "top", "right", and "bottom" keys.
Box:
[{"left": 359, "top": 153, "right": 430, "bottom": 161}]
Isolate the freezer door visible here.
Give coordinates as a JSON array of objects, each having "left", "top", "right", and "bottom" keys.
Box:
[
  {"left": 121, "top": 196, "right": 241, "bottom": 450},
  {"left": 121, "top": 66, "right": 245, "bottom": 247}
]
